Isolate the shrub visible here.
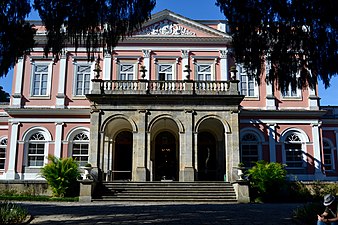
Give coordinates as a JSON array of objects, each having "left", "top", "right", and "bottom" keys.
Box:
[
  {"left": 292, "top": 202, "right": 324, "bottom": 225},
  {"left": 247, "top": 160, "right": 287, "bottom": 202},
  {"left": 41, "top": 155, "right": 80, "bottom": 197},
  {"left": 0, "top": 201, "right": 28, "bottom": 224}
]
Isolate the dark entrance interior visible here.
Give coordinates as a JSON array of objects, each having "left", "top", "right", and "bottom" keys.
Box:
[
  {"left": 113, "top": 131, "right": 132, "bottom": 181},
  {"left": 197, "top": 132, "right": 218, "bottom": 181},
  {"left": 154, "top": 131, "right": 178, "bottom": 181}
]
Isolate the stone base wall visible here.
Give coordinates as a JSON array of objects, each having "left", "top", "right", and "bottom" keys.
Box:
[{"left": 0, "top": 180, "right": 52, "bottom": 196}]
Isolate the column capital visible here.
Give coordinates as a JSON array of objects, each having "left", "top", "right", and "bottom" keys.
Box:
[
  {"left": 142, "top": 49, "right": 152, "bottom": 58},
  {"left": 181, "top": 50, "right": 190, "bottom": 58},
  {"left": 219, "top": 49, "right": 229, "bottom": 58}
]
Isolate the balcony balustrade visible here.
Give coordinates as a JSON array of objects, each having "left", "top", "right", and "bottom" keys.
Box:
[{"left": 91, "top": 79, "right": 240, "bottom": 95}]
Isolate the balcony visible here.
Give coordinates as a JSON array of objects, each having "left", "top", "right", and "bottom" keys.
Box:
[{"left": 91, "top": 79, "right": 240, "bottom": 96}]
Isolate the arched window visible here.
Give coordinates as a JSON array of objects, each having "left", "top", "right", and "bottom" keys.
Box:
[
  {"left": 71, "top": 132, "right": 89, "bottom": 166},
  {"left": 0, "top": 138, "right": 7, "bottom": 170},
  {"left": 323, "top": 139, "right": 334, "bottom": 172},
  {"left": 27, "top": 133, "right": 46, "bottom": 167},
  {"left": 284, "top": 133, "right": 303, "bottom": 168},
  {"left": 240, "top": 132, "right": 260, "bottom": 167}
]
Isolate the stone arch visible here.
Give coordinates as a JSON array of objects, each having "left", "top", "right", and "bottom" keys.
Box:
[
  {"left": 148, "top": 114, "right": 184, "bottom": 134},
  {"left": 101, "top": 114, "right": 137, "bottom": 135},
  {"left": 195, "top": 115, "right": 231, "bottom": 135}
]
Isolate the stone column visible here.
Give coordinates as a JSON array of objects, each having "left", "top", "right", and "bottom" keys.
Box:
[
  {"left": 6, "top": 122, "right": 20, "bottom": 179},
  {"left": 228, "top": 110, "right": 240, "bottom": 182},
  {"left": 142, "top": 50, "right": 151, "bottom": 80},
  {"left": 179, "top": 110, "right": 194, "bottom": 181},
  {"left": 89, "top": 110, "right": 101, "bottom": 180},
  {"left": 132, "top": 110, "right": 148, "bottom": 181},
  {"left": 54, "top": 122, "right": 64, "bottom": 158},
  {"left": 267, "top": 123, "right": 276, "bottom": 162},
  {"left": 56, "top": 52, "right": 67, "bottom": 108},
  {"left": 312, "top": 122, "right": 324, "bottom": 178},
  {"left": 12, "top": 57, "right": 25, "bottom": 108},
  {"left": 219, "top": 49, "right": 228, "bottom": 81},
  {"left": 265, "top": 61, "right": 276, "bottom": 110},
  {"left": 146, "top": 131, "right": 152, "bottom": 181}
]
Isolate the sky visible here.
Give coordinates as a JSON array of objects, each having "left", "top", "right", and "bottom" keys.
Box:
[{"left": 0, "top": 0, "right": 337, "bottom": 106}]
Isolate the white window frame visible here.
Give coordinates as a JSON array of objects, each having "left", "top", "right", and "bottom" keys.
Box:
[
  {"left": 23, "top": 127, "right": 51, "bottom": 168},
  {"left": 0, "top": 137, "right": 7, "bottom": 170},
  {"left": 281, "top": 129, "right": 308, "bottom": 172},
  {"left": 281, "top": 72, "right": 302, "bottom": 99},
  {"left": 71, "top": 132, "right": 90, "bottom": 167},
  {"left": 26, "top": 132, "right": 48, "bottom": 168},
  {"left": 119, "top": 64, "right": 135, "bottom": 80},
  {"left": 30, "top": 62, "right": 53, "bottom": 97},
  {"left": 67, "top": 128, "right": 90, "bottom": 167},
  {"left": 237, "top": 65, "right": 258, "bottom": 98},
  {"left": 157, "top": 63, "right": 176, "bottom": 80},
  {"left": 240, "top": 128, "right": 264, "bottom": 168},
  {"left": 195, "top": 63, "right": 214, "bottom": 81},
  {"left": 323, "top": 138, "right": 335, "bottom": 172},
  {"left": 73, "top": 63, "right": 93, "bottom": 97}
]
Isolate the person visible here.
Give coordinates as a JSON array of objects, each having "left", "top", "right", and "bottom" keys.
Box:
[{"left": 318, "top": 194, "right": 338, "bottom": 225}]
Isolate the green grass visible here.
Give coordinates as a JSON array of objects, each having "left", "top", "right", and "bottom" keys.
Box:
[
  {"left": 0, "top": 194, "right": 79, "bottom": 202},
  {"left": 0, "top": 201, "right": 28, "bottom": 224}
]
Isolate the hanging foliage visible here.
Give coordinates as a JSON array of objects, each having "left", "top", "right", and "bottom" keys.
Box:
[
  {"left": 33, "top": 0, "right": 156, "bottom": 61},
  {"left": 0, "top": 0, "right": 36, "bottom": 76},
  {"left": 216, "top": 0, "right": 338, "bottom": 92}
]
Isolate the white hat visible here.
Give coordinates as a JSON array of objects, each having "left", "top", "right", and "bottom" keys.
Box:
[{"left": 324, "top": 194, "right": 335, "bottom": 206}]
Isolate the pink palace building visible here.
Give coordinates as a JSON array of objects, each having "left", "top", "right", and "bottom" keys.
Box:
[{"left": 0, "top": 10, "right": 338, "bottom": 183}]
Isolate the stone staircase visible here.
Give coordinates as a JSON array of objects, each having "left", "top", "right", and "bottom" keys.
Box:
[{"left": 92, "top": 182, "right": 238, "bottom": 203}]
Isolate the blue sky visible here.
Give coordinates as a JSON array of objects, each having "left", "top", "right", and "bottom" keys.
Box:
[{"left": 1, "top": 0, "right": 337, "bottom": 105}]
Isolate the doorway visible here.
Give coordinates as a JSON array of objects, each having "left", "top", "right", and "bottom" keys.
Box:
[
  {"left": 197, "top": 131, "right": 218, "bottom": 181},
  {"left": 112, "top": 131, "right": 133, "bottom": 181},
  {"left": 154, "top": 131, "right": 178, "bottom": 181}
]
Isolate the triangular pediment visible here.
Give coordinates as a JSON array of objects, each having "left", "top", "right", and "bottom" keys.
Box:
[{"left": 133, "top": 10, "right": 230, "bottom": 39}]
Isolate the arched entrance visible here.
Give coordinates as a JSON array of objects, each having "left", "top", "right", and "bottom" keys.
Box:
[
  {"left": 112, "top": 131, "right": 133, "bottom": 181},
  {"left": 154, "top": 131, "right": 178, "bottom": 181},
  {"left": 197, "top": 132, "right": 218, "bottom": 181}
]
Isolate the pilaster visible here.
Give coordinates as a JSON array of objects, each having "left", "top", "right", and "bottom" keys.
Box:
[
  {"left": 267, "top": 123, "right": 276, "bottom": 162},
  {"left": 56, "top": 52, "right": 67, "bottom": 108},
  {"left": 142, "top": 49, "right": 151, "bottom": 80},
  {"left": 181, "top": 50, "right": 190, "bottom": 80},
  {"left": 103, "top": 51, "right": 112, "bottom": 80},
  {"left": 54, "top": 122, "right": 64, "bottom": 158},
  {"left": 12, "top": 57, "right": 25, "bottom": 108},
  {"left": 219, "top": 49, "right": 228, "bottom": 81},
  {"left": 312, "top": 122, "right": 324, "bottom": 178},
  {"left": 6, "top": 122, "right": 20, "bottom": 179}
]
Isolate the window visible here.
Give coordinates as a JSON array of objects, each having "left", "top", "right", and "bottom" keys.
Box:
[
  {"left": 196, "top": 64, "right": 211, "bottom": 81},
  {"left": 0, "top": 138, "right": 7, "bottom": 170},
  {"left": 71, "top": 132, "right": 89, "bottom": 167},
  {"left": 284, "top": 133, "right": 303, "bottom": 168},
  {"left": 119, "top": 64, "right": 135, "bottom": 80},
  {"left": 158, "top": 64, "right": 173, "bottom": 81},
  {"left": 32, "top": 65, "right": 49, "bottom": 96},
  {"left": 240, "top": 133, "right": 259, "bottom": 167},
  {"left": 27, "top": 133, "right": 46, "bottom": 167},
  {"left": 238, "top": 66, "right": 257, "bottom": 97},
  {"left": 282, "top": 84, "right": 299, "bottom": 98},
  {"left": 75, "top": 65, "right": 91, "bottom": 96},
  {"left": 323, "top": 140, "right": 334, "bottom": 172}
]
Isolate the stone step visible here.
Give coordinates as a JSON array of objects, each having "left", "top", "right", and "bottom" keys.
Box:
[{"left": 93, "top": 182, "right": 238, "bottom": 203}]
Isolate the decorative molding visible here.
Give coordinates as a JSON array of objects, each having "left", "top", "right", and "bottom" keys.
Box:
[
  {"left": 219, "top": 49, "right": 229, "bottom": 58},
  {"left": 181, "top": 50, "right": 189, "bottom": 59},
  {"left": 137, "top": 20, "right": 196, "bottom": 36},
  {"left": 142, "top": 49, "right": 151, "bottom": 58}
]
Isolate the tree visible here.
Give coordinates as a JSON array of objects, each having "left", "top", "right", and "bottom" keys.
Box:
[
  {"left": 216, "top": 0, "right": 338, "bottom": 92},
  {"left": 0, "top": 86, "right": 10, "bottom": 102},
  {"left": 0, "top": 0, "right": 156, "bottom": 78}
]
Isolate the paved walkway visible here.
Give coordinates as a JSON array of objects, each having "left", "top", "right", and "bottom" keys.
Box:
[{"left": 19, "top": 201, "right": 303, "bottom": 225}]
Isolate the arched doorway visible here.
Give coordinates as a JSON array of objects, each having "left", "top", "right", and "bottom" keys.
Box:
[
  {"left": 154, "top": 131, "right": 178, "bottom": 181},
  {"left": 112, "top": 131, "right": 133, "bottom": 181},
  {"left": 197, "top": 132, "right": 218, "bottom": 181}
]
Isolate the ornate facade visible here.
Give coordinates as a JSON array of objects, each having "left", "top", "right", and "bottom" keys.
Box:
[{"left": 0, "top": 10, "right": 337, "bottom": 182}]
